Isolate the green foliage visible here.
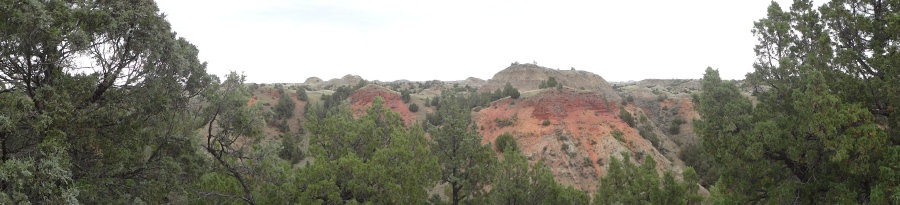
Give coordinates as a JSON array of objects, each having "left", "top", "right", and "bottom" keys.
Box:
[
  {"left": 679, "top": 143, "right": 718, "bottom": 187},
  {"left": 494, "top": 115, "right": 518, "bottom": 128},
  {"left": 669, "top": 117, "right": 685, "bottom": 135},
  {"left": 278, "top": 132, "right": 305, "bottom": 165},
  {"left": 539, "top": 80, "right": 548, "bottom": 89},
  {"left": 546, "top": 77, "right": 558, "bottom": 88},
  {"left": 431, "top": 96, "right": 440, "bottom": 107},
  {"left": 543, "top": 119, "right": 551, "bottom": 126},
  {"left": 638, "top": 125, "right": 659, "bottom": 149},
  {"left": 429, "top": 91, "right": 497, "bottom": 204},
  {"left": 0, "top": 0, "right": 214, "bottom": 203},
  {"left": 495, "top": 133, "right": 518, "bottom": 152},
  {"left": 612, "top": 130, "right": 625, "bottom": 143},
  {"left": 619, "top": 108, "right": 635, "bottom": 127},
  {"left": 296, "top": 87, "right": 308, "bottom": 101},
  {"left": 594, "top": 153, "right": 702, "bottom": 205},
  {"left": 300, "top": 97, "right": 439, "bottom": 204},
  {"left": 201, "top": 72, "right": 267, "bottom": 204},
  {"left": 502, "top": 82, "right": 521, "bottom": 99},
  {"left": 489, "top": 148, "right": 590, "bottom": 205},
  {"left": 408, "top": 102, "right": 420, "bottom": 112},
  {"left": 698, "top": 50, "right": 900, "bottom": 203},
  {"left": 401, "top": 90, "right": 412, "bottom": 103}
]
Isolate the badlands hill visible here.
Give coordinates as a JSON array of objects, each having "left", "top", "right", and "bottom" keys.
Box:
[
  {"left": 481, "top": 63, "right": 622, "bottom": 102},
  {"left": 249, "top": 64, "right": 704, "bottom": 193}
]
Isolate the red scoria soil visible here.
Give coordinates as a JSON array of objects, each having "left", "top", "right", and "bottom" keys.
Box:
[
  {"left": 348, "top": 85, "right": 417, "bottom": 126},
  {"left": 474, "top": 88, "right": 672, "bottom": 192}
]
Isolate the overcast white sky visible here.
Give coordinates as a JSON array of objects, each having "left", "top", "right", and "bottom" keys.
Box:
[{"left": 155, "top": 0, "right": 799, "bottom": 83}]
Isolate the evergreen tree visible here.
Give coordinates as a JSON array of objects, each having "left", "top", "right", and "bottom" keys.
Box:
[
  {"left": 694, "top": 1, "right": 900, "bottom": 203},
  {"left": 296, "top": 87, "right": 308, "bottom": 101},
  {"left": 546, "top": 77, "right": 558, "bottom": 88},
  {"left": 489, "top": 136, "right": 590, "bottom": 205},
  {"left": 297, "top": 97, "right": 439, "bottom": 204},
  {"left": 401, "top": 90, "right": 412, "bottom": 103},
  {"left": 594, "top": 153, "right": 701, "bottom": 205},
  {"left": 502, "top": 82, "right": 521, "bottom": 99},
  {"left": 273, "top": 88, "right": 296, "bottom": 119},
  {"left": 0, "top": 0, "right": 212, "bottom": 203},
  {"left": 430, "top": 91, "right": 497, "bottom": 205}
]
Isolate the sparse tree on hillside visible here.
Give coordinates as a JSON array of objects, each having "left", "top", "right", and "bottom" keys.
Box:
[
  {"left": 401, "top": 90, "right": 412, "bottom": 103},
  {"left": 502, "top": 82, "right": 520, "bottom": 99},
  {"left": 547, "top": 77, "right": 558, "bottom": 88},
  {"left": 619, "top": 108, "right": 635, "bottom": 127},
  {"left": 409, "top": 103, "right": 419, "bottom": 112}
]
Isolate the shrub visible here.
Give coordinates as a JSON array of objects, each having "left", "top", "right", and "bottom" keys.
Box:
[
  {"left": 494, "top": 117, "right": 516, "bottom": 128},
  {"left": 669, "top": 117, "right": 685, "bottom": 134},
  {"left": 619, "top": 109, "right": 635, "bottom": 127},
  {"left": 274, "top": 88, "right": 296, "bottom": 119},
  {"left": 408, "top": 103, "right": 419, "bottom": 113},
  {"left": 612, "top": 130, "right": 625, "bottom": 143},
  {"left": 502, "top": 82, "right": 520, "bottom": 99},
  {"left": 296, "top": 88, "right": 308, "bottom": 101},
  {"left": 547, "top": 77, "right": 558, "bottom": 88},
  {"left": 278, "top": 132, "right": 306, "bottom": 164},
  {"left": 401, "top": 90, "right": 411, "bottom": 103},
  {"left": 639, "top": 125, "right": 659, "bottom": 148},
  {"left": 542, "top": 119, "right": 551, "bottom": 126},
  {"left": 495, "top": 133, "right": 517, "bottom": 152}
]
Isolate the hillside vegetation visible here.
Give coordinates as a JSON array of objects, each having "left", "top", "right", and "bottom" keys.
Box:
[{"left": 1, "top": 0, "right": 898, "bottom": 204}]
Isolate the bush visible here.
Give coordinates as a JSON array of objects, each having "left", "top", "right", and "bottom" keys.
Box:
[
  {"left": 495, "top": 133, "right": 517, "bottom": 152},
  {"left": 502, "top": 82, "right": 520, "bottom": 99},
  {"left": 669, "top": 117, "right": 685, "bottom": 135},
  {"left": 494, "top": 116, "right": 517, "bottom": 128},
  {"left": 638, "top": 125, "right": 659, "bottom": 148},
  {"left": 401, "top": 90, "right": 411, "bottom": 103},
  {"left": 619, "top": 109, "right": 635, "bottom": 127},
  {"left": 547, "top": 77, "right": 558, "bottom": 88},
  {"left": 274, "top": 88, "right": 296, "bottom": 119},
  {"left": 296, "top": 88, "right": 308, "bottom": 101},
  {"left": 542, "top": 119, "right": 551, "bottom": 126},
  {"left": 278, "top": 132, "right": 306, "bottom": 165},
  {"left": 408, "top": 103, "right": 419, "bottom": 113},
  {"left": 612, "top": 130, "right": 625, "bottom": 142}
]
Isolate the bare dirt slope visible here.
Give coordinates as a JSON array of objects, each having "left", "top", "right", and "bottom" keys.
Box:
[{"left": 475, "top": 88, "right": 674, "bottom": 192}]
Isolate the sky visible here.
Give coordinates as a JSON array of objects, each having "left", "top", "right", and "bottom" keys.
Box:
[{"left": 155, "top": 0, "right": 798, "bottom": 83}]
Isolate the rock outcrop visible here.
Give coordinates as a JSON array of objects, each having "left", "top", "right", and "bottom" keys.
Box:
[{"left": 481, "top": 63, "right": 621, "bottom": 102}]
